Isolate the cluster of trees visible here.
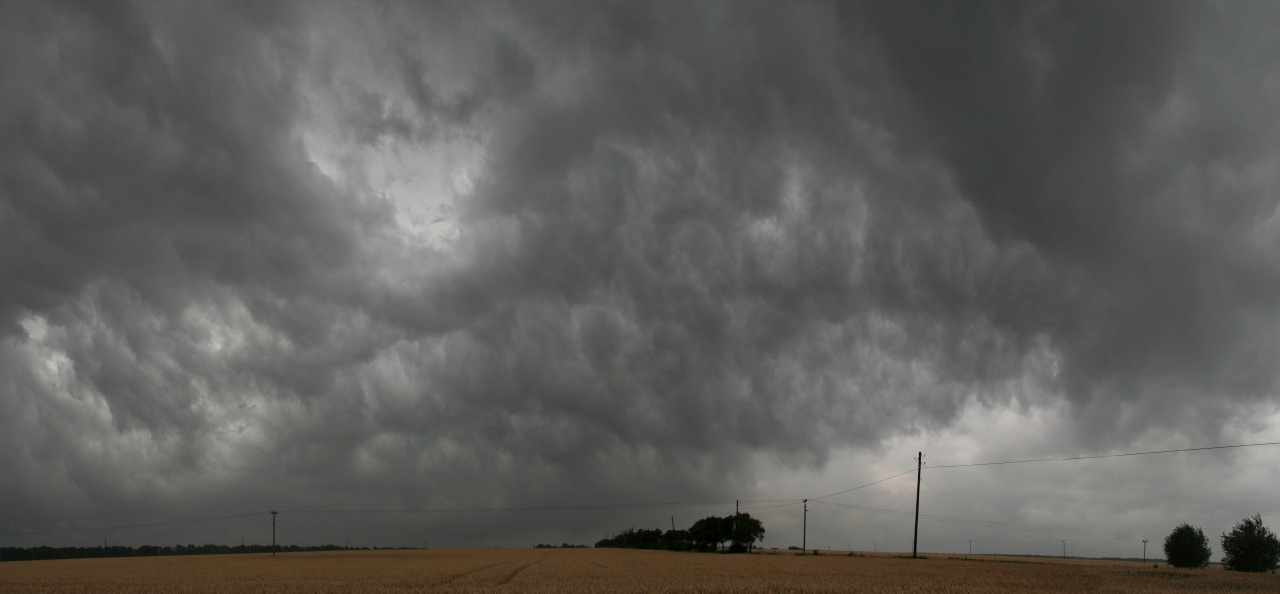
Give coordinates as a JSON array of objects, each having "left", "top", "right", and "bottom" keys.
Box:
[
  {"left": 595, "top": 513, "right": 765, "bottom": 553},
  {"left": 534, "top": 543, "right": 589, "bottom": 549},
  {"left": 0, "top": 543, "right": 350, "bottom": 562},
  {"left": 594, "top": 528, "right": 690, "bottom": 551},
  {"left": 1164, "top": 514, "right": 1280, "bottom": 572}
]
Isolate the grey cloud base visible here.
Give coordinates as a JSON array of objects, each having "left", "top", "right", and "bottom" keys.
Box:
[{"left": 1, "top": 0, "right": 1278, "bottom": 548}]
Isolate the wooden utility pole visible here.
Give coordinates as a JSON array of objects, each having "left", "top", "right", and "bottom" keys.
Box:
[
  {"left": 802, "top": 499, "right": 809, "bottom": 554},
  {"left": 913, "top": 452, "right": 924, "bottom": 558},
  {"left": 271, "top": 511, "right": 278, "bottom": 557}
]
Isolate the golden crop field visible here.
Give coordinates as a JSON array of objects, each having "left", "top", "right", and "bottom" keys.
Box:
[{"left": 1, "top": 548, "right": 1276, "bottom": 593}]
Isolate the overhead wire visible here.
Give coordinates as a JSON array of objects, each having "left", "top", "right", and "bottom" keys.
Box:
[
  {"left": 0, "top": 512, "right": 267, "bottom": 536},
  {"left": 281, "top": 501, "right": 733, "bottom": 514},
  {"left": 813, "top": 500, "right": 1141, "bottom": 543},
  {"left": 809, "top": 468, "right": 919, "bottom": 501},
  {"left": 8, "top": 440, "right": 1277, "bottom": 540},
  {"left": 739, "top": 500, "right": 803, "bottom": 511},
  {"left": 930, "top": 440, "right": 1280, "bottom": 469}
]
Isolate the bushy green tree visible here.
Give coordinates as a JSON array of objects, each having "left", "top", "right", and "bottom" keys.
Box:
[
  {"left": 688, "top": 516, "right": 727, "bottom": 551},
  {"left": 1221, "top": 514, "right": 1280, "bottom": 573},
  {"left": 599, "top": 514, "right": 765, "bottom": 553},
  {"left": 1163, "top": 523, "right": 1211, "bottom": 568},
  {"left": 728, "top": 513, "right": 765, "bottom": 553}
]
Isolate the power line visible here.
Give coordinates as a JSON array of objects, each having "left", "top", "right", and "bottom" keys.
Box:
[
  {"left": 930, "top": 440, "right": 1280, "bottom": 469},
  {"left": 813, "top": 500, "right": 1143, "bottom": 543},
  {"left": 11, "top": 440, "right": 1274, "bottom": 541},
  {"left": 0, "top": 500, "right": 745, "bottom": 538},
  {"left": 0, "top": 502, "right": 735, "bottom": 538},
  {"left": 0, "top": 512, "right": 266, "bottom": 536},
  {"left": 740, "top": 500, "right": 803, "bottom": 511},
  {"left": 809, "top": 468, "right": 919, "bottom": 501},
  {"left": 280, "top": 501, "right": 732, "bottom": 515}
]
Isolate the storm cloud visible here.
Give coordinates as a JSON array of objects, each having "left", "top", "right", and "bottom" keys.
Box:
[{"left": 2, "top": 0, "right": 1278, "bottom": 553}]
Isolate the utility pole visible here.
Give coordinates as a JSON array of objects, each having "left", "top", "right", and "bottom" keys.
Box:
[
  {"left": 969, "top": 540, "right": 973, "bottom": 557},
  {"left": 1061, "top": 540, "right": 1066, "bottom": 559},
  {"left": 913, "top": 452, "right": 924, "bottom": 558},
  {"left": 802, "top": 499, "right": 809, "bottom": 554},
  {"left": 1142, "top": 539, "right": 1148, "bottom": 563},
  {"left": 271, "top": 511, "right": 278, "bottom": 557},
  {"left": 736, "top": 500, "right": 739, "bottom": 515},
  {"left": 671, "top": 516, "right": 676, "bottom": 532}
]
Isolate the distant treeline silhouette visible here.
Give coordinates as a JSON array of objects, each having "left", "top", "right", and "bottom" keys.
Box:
[
  {"left": 2, "top": 543, "right": 362, "bottom": 562},
  {"left": 596, "top": 513, "right": 765, "bottom": 553}
]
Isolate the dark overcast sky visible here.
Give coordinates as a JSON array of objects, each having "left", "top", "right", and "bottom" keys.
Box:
[{"left": 3, "top": 0, "right": 1279, "bottom": 557}]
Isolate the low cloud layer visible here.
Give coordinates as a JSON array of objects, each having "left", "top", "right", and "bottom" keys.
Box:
[{"left": 2, "top": 1, "right": 1278, "bottom": 550}]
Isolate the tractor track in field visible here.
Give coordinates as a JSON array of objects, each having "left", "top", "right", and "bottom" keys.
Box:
[
  {"left": 495, "top": 550, "right": 555, "bottom": 585},
  {"left": 426, "top": 558, "right": 524, "bottom": 587},
  {"left": 424, "top": 551, "right": 555, "bottom": 588}
]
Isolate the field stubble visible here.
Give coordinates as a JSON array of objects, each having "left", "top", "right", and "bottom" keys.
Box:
[{"left": 1, "top": 548, "right": 1275, "bottom": 593}]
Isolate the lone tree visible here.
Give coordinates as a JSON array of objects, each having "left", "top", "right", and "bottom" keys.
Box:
[
  {"left": 1164, "top": 523, "right": 1212, "bottom": 568},
  {"left": 727, "top": 513, "right": 766, "bottom": 553},
  {"left": 688, "top": 516, "right": 726, "bottom": 552},
  {"left": 1221, "top": 514, "right": 1280, "bottom": 573}
]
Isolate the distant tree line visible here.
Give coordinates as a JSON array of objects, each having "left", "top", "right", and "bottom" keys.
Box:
[
  {"left": 1, "top": 543, "right": 354, "bottom": 562},
  {"left": 534, "top": 543, "right": 589, "bottom": 548},
  {"left": 595, "top": 513, "right": 765, "bottom": 553}
]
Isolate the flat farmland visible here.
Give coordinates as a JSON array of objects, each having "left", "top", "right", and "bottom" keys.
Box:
[{"left": 1, "top": 548, "right": 1276, "bottom": 593}]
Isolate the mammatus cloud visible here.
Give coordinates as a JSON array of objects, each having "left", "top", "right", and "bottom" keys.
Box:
[{"left": 1, "top": 0, "right": 1277, "bottom": 547}]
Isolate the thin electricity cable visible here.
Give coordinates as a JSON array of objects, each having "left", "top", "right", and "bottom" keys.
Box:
[
  {"left": 0, "top": 512, "right": 266, "bottom": 536},
  {"left": 808, "top": 468, "right": 918, "bottom": 501},
  {"left": 740, "top": 500, "right": 804, "bottom": 511},
  {"left": 814, "top": 501, "right": 1144, "bottom": 542},
  {"left": 13, "top": 441, "right": 1274, "bottom": 540},
  {"left": 931, "top": 440, "right": 1280, "bottom": 469},
  {"left": 812, "top": 501, "right": 914, "bottom": 518},
  {"left": 281, "top": 501, "right": 733, "bottom": 515}
]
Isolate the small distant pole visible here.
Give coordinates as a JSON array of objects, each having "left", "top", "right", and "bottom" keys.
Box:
[
  {"left": 736, "top": 500, "right": 739, "bottom": 515},
  {"left": 913, "top": 452, "right": 924, "bottom": 558},
  {"left": 1061, "top": 540, "right": 1066, "bottom": 559},
  {"left": 802, "top": 499, "right": 808, "bottom": 554},
  {"left": 1142, "top": 539, "right": 1148, "bottom": 563},
  {"left": 271, "top": 511, "right": 278, "bottom": 557},
  {"left": 671, "top": 516, "right": 676, "bottom": 532},
  {"left": 968, "top": 540, "right": 973, "bottom": 557}
]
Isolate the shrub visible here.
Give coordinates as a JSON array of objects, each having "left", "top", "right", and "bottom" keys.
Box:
[
  {"left": 1221, "top": 514, "right": 1280, "bottom": 572},
  {"left": 1163, "top": 523, "right": 1211, "bottom": 568}
]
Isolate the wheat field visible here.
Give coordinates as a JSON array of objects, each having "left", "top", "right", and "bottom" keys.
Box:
[{"left": 1, "top": 548, "right": 1276, "bottom": 593}]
